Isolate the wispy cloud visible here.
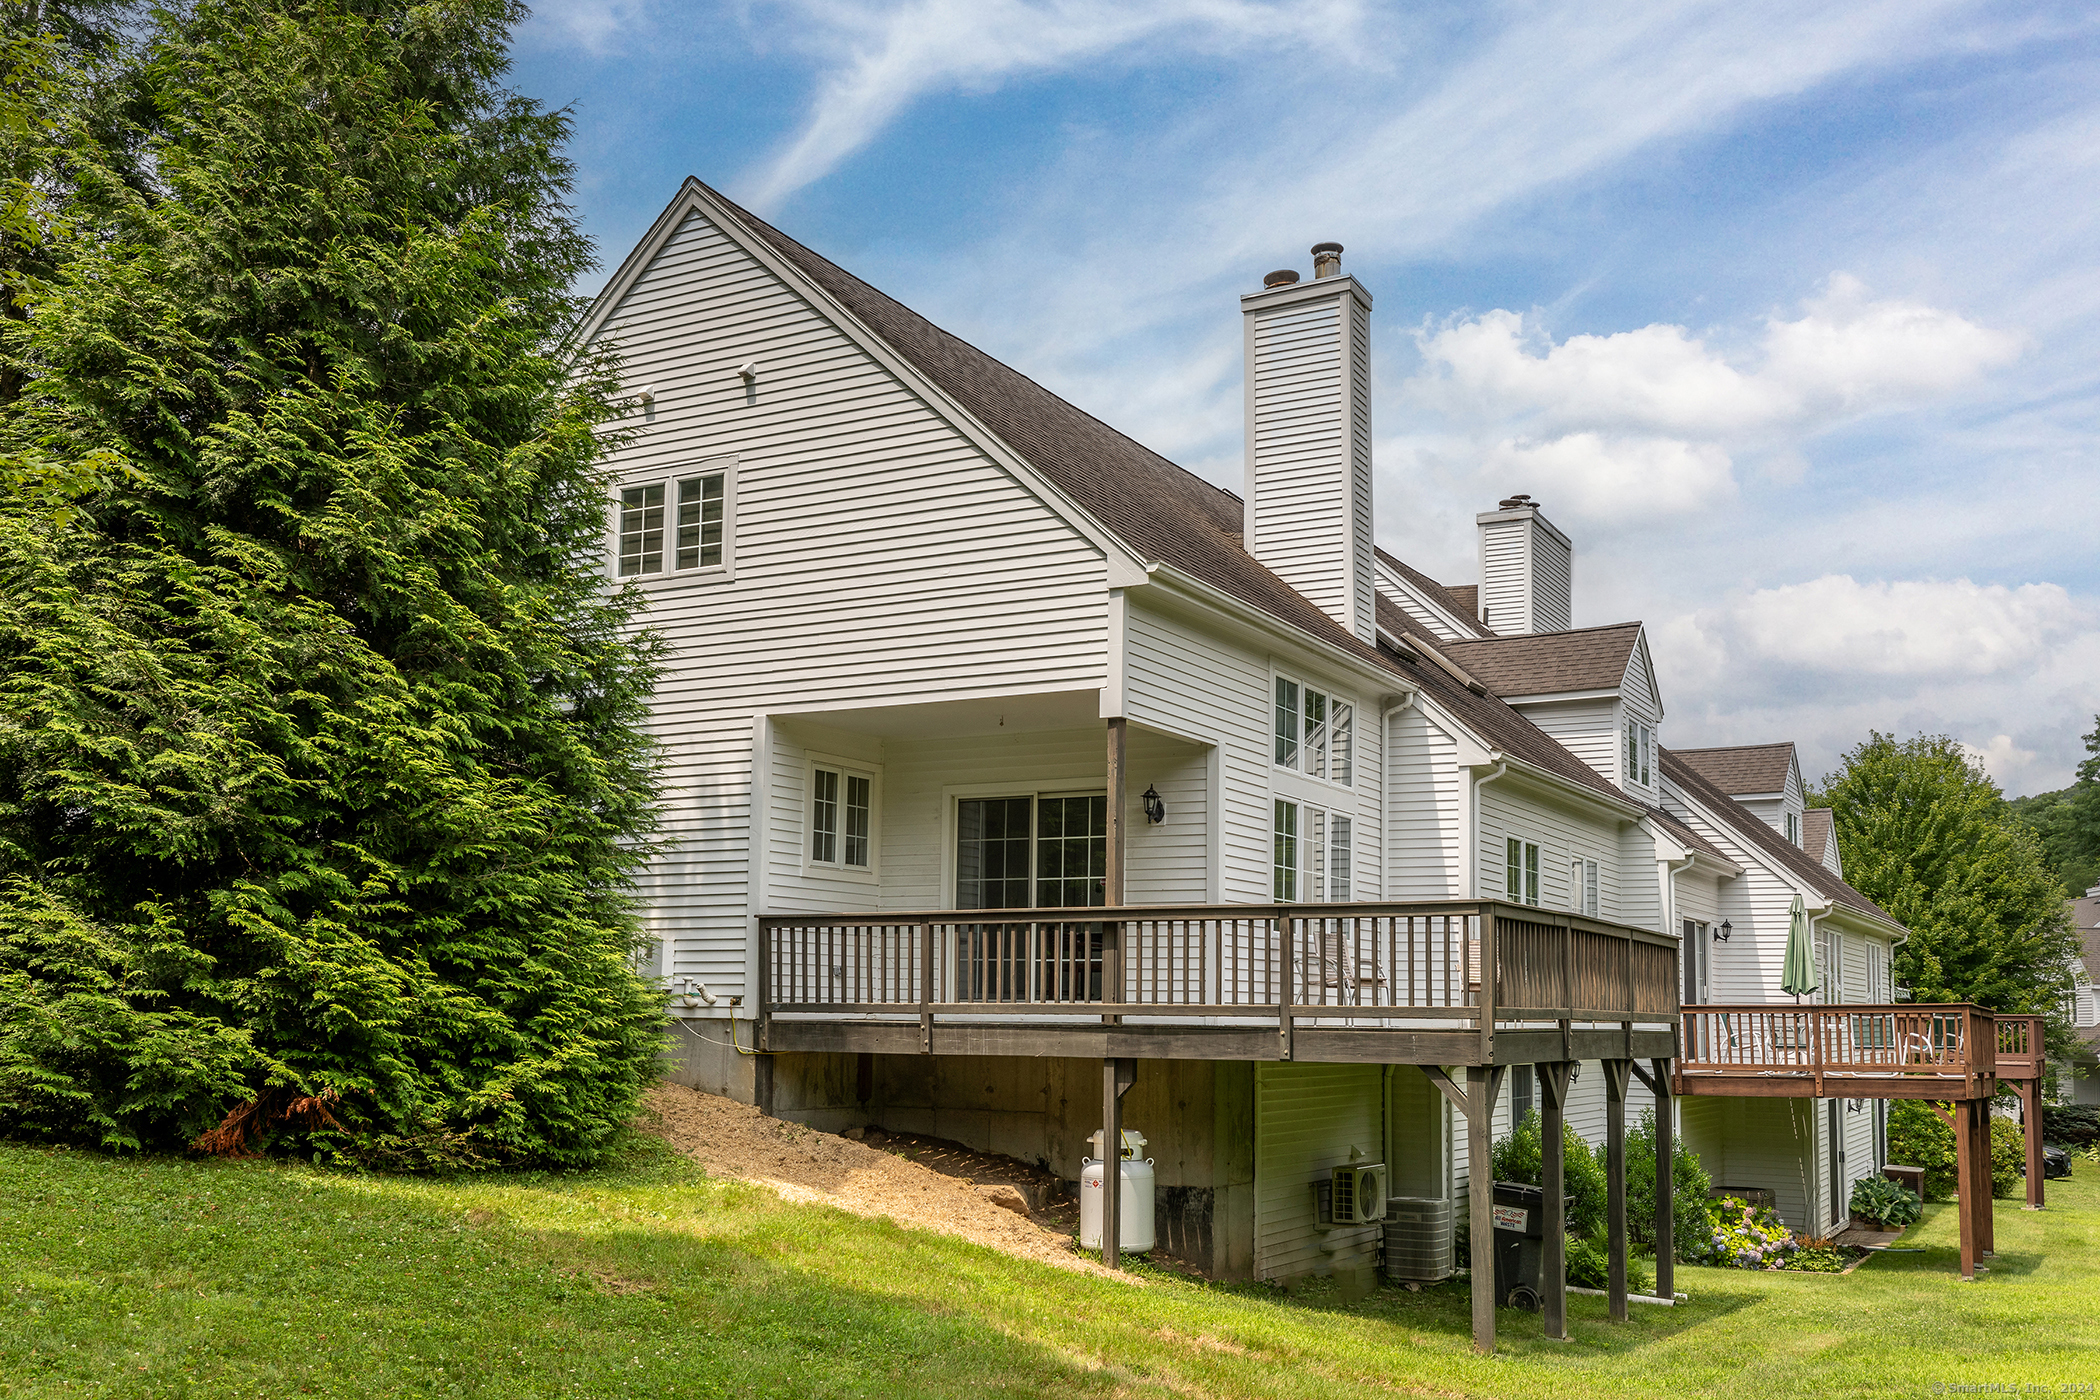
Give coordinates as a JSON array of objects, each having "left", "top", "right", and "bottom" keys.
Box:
[
  {"left": 741, "top": 0, "right": 1366, "bottom": 208},
  {"left": 521, "top": 0, "right": 648, "bottom": 55}
]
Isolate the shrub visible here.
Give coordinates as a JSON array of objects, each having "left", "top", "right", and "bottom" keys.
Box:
[
  {"left": 1887, "top": 1102, "right": 1959, "bottom": 1200},
  {"left": 1566, "top": 1229, "right": 1653, "bottom": 1293},
  {"left": 1848, "top": 1175, "right": 1922, "bottom": 1229},
  {"left": 1693, "top": 1195, "right": 1798, "bottom": 1269},
  {"left": 1624, "top": 1108, "right": 1715, "bottom": 1262},
  {"left": 1990, "top": 1117, "right": 2023, "bottom": 1198},
  {"left": 2041, "top": 1103, "right": 2099, "bottom": 1148},
  {"left": 1782, "top": 1243, "right": 1853, "bottom": 1273},
  {"left": 1491, "top": 1109, "right": 1607, "bottom": 1235}
]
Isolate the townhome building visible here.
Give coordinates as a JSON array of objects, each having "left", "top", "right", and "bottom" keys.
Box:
[
  {"left": 581, "top": 177, "right": 1908, "bottom": 1304},
  {"left": 2063, "top": 887, "right": 2099, "bottom": 1104}
]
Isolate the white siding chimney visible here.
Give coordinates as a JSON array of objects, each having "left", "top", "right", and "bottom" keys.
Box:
[
  {"left": 1241, "top": 245, "right": 1375, "bottom": 643},
  {"left": 1476, "top": 494, "right": 1572, "bottom": 635}
]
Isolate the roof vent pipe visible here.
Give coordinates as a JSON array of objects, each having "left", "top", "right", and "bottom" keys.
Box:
[
  {"left": 1263, "top": 269, "right": 1300, "bottom": 289},
  {"left": 1311, "top": 242, "right": 1343, "bottom": 279}
]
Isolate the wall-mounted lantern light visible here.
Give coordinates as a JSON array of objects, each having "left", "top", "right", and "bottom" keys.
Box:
[
  {"left": 1713, "top": 920, "right": 1732, "bottom": 943},
  {"left": 1142, "top": 785, "right": 1166, "bottom": 825}
]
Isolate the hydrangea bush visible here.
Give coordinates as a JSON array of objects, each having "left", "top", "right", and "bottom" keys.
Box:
[{"left": 1690, "top": 1196, "right": 1799, "bottom": 1269}]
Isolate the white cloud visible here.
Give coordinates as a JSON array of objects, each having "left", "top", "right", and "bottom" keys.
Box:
[
  {"left": 1400, "top": 277, "right": 2019, "bottom": 526},
  {"left": 522, "top": 0, "right": 645, "bottom": 54},
  {"left": 742, "top": 0, "right": 1364, "bottom": 208},
  {"left": 1959, "top": 734, "right": 2038, "bottom": 787},
  {"left": 1684, "top": 574, "right": 2084, "bottom": 678}
]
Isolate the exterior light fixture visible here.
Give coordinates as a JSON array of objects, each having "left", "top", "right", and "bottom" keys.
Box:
[
  {"left": 1142, "top": 785, "right": 1166, "bottom": 825},
  {"left": 1714, "top": 920, "right": 1732, "bottom": 943}
]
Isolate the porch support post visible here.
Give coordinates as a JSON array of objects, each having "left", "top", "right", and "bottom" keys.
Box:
[
  {"left": 1538, "top": 1062, "right": 1575, "bottom": 1341},
  {"left": 2020, "top": 1077, "right": 2045, "bottom": 1210},
  {"left": 1951, "top": 1099, "right": 1977, "bottom": 1280},
  {"left": 1652, "top": 1057, "right": 1675, "bottom": 1302},
  {"left": 1975, "top": 1099, "right": 1996, "bottom": 1256},
  {"left": 1465, "top": 1064, "right": 1505, "bottom": 1355},
  {"left": 1603, "top": 1058, "right": 1631, "bottom": 1322},
  {"left": 1105, "top": 718, "right": 1127, "bottom": 905},
  {"left": 1101, "top": 1057, "right": 1136, "bottom": 1267}
]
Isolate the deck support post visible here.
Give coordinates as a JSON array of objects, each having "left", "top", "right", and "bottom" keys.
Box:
[
  {"left": 1464, "top": 1064, "right": 1505, "bottom": 1355},
  {"left": 1651, "top": 1058, "right": 1675, "bottom": 1303},
  {"left": 1975, "top": 1099, "right": 1996, "bottom": 1256},
  {"left": 1603, "top": 1058, "right": 1631, "bottom": 1321},
  {"left": 1100, "top": 1057, "right": 1136, "bottom": 1268},
  {"left": 1538, "top": 1062, "right": 1575, "bottom": 1341},
  {"left": 1950, "top": 1099, "right": 1977, "bottom": 1280},
  {"left": 2019, "top": 1077, "right": 2044, "bottom": 1210}
]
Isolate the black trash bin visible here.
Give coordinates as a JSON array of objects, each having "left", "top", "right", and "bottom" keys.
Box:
[{"left": 1490, "top": 1181, "right": 1571, "bottom": 1311}]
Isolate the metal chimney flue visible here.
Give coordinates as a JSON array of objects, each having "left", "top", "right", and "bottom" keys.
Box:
[
  {"left": 1311, "top": 242, "right": 1343, "bottom": 279},
  {"left": 1263, "top": 269, "right": 1301, "bottom": 289}
]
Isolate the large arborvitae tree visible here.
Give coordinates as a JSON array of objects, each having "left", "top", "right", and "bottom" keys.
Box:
[
  {"left": 1816, "top": 734, "right": 2077, "bottom": 1022},
  {"left": 0, "top": 0, "right": 665, "bottom": 1164}
]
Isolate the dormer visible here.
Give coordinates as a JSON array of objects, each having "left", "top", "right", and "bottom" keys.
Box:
[
  {"left": 1242, "top": 246, "right": 1376, "bottom": 644},
  {"left": 1672, "top": 742, "right": 1806, "bottom": 845},
  {"left": 1437, "top": 621, "right": 1663, "bottom": 799}
]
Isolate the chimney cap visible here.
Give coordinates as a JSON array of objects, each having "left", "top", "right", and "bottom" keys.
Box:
[
  {"left": 1262, "top": 269, "right": 1301, "bottom": 289},
  {"left": 1311, "top": 241, "right": 1343, "bottom": 254},
  {"left": 1497, "top": 493, "right": 1536, "bottom": 510}
]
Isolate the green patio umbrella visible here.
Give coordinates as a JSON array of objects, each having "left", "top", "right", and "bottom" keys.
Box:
[{"left": 1780, "top": 893, "right": 1817, "bottom": 999}]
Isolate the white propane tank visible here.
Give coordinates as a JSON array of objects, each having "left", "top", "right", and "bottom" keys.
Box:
[{"left": 1078, "top": 1129, "right": 1156, "bottom": 1254}]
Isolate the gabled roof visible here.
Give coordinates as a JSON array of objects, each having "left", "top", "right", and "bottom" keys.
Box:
[
  {"left": 1802, "top": 808, "right": 1839, "bottom": 873},
  {"left": 1661, "top": 748, "right": 1897, "bottom": 927},
  {"left": 1440, "top": 623, "right": 1645, "bottom": 699},
  {"left": 1374, "top": 547, "right": 1493, "bottom": 639},
  {"left": 1673, "top": 742, "right": 1796, "bottom": 796},
  {"left": 1644, "top": 804, "right": 1734, "bottom": 867},
  {"left": 1376, "top": 597, "right": 1633, "bottom": 808},
  {"left": 672, "top": 180, "right": 1401, "bottom": 670}
]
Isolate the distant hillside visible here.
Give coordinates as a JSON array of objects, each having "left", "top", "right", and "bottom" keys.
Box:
[{"left": 2008, "top": 786, "right": 2099, "bottom": 898}]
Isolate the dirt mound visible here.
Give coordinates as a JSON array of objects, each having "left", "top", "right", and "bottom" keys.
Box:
[{"left": 643, "top": 1083, "right": 1118, "bottom": 1279}]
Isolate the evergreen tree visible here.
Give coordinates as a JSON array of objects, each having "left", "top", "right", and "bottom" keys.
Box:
[
  {"left": 1815, "top": 734, "right": 2077, "bottom": 1020},
  {"left": 0, "top": 0, "right": 665, "bottom": 1165}
]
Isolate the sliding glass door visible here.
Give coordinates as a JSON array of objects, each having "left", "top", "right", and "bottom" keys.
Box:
[{"left": 955, "top": 794, "right": 1106, "bottom": 1002}]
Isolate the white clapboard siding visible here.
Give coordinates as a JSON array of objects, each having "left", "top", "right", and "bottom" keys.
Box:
[
  {"left": 1123, "top": 598, "right": 1383, "bottom": 903},
  {"left": 1255, "top": 1063, "right": 1384, "bottom": 1280},
  {"left": 1532, "top": 522, "right": 1572, "bottom": 633},
  {"left": 1478, "top": 517, "right": 1528, "bottom": 637},
  {"left": 1479, "top": 781, "right": 1634, "bottom": 926},
  {"left": 1682, "top": 1096, "right": 1819, "bottom": 1230},
  {"left": 1386, "top": 704, "right": 1462, "bottom": 898},
  {"left": 591, "top": 207, "right": 1113, "bottom": 995},
  {"left": 1514, "top": 697, "right": 1619, "bottom": 790},
  {"left": 1245, "top": 289, "right": 1374, "bottom": 643}
]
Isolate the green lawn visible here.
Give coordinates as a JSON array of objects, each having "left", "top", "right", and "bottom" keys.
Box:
[{"left": 3, "top": 1135, "right": 2096, "bottom": 1399}]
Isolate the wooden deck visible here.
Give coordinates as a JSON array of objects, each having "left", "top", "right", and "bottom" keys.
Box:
[
  {"left": 1673, "top": 1003, "right": 1999, "bottom": 1099},
  {"left": 758, "top": 898, "right": 1680, "bottom": 1065}
]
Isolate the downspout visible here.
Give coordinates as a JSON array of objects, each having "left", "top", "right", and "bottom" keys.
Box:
[
  {"left": 1380, "top": 691, "right": 1417, "bottom": 898},
  {"left": 1468, "top": 761, "right": 1509, "bottom": 899}
]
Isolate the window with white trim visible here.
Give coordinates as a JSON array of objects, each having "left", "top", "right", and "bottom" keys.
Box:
[
  {"left": 1623, "top": 718, "right": 1653, "bottom": 789},
  {"left": 1505, "top": 837, "right": 1540, "bottom": 906},
  {"left": 810, "top": 763, "right": 875, "bottom": 870},
  {"left": 1865, "top": 940, "right": 1887, "bottom": 1003},
  {"left": 1682, "top": 919, "right": 1709, "bottom": 1004},
  {"left": 1785, "top": 811, "right": 1800, "bottom": 846},
  {"left": 617, "top": 466, "right": 730, "bottom": 577},
  {"left": 1274, "top": 798, "right": 1351, "bottom": 902},
  {"left": 1273, "top": 676, "right": 1353, "bottom": 785},
  {"left": 1571, "top": 858, "right": 1599, "bottom": 916}
]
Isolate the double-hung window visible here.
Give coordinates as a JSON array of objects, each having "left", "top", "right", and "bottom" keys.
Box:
[
  {"left": 1785, "top": 811, "right": 1801, "bottom": 846},
  {"left": 1623, "top": 718, "right": 1653, "bottom": 789},
  {"left": 1274, "top": 676, "right": 1353, "bottom": 784},
  {"left": 1572, "top": 858, "right": 1599, "bottom": 916},
  {"left": 1505, "top": 837, "right": 1540, "bottom": 906},
  {"left": 617, "top": 462, "right": 733, "bottom": 578},
  {"left": 1682, "top": 920, "right": 1709, "bottom": 1004},
  {"left": 1274, "top": 799, "right": 1351, "bottom": 902},
  {"left": 809, "top": 762, "right": 875, "bottom": 871}
]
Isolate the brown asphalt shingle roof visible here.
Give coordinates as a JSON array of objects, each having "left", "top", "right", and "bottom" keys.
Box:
[
  {"left": 1662, "top": 749, "right": 1897, "bottom": 926},
  {"left": 1802, "top": 808, "right": 1837, "bottom": 870},
  {"left": 1374, "top": 547, "right": 1493, "bottom": 638},
  {"left": 1376, "top": 598, "right": 1633, "bottom": 807},
  {"left": 1439, "top": 623, "right": 1644, "bottom": 698},
  {"left": 1673, "top": 742, "right": 1796, "bottom": 796}
]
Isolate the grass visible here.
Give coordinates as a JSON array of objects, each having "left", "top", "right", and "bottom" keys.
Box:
[{"left": 3, "top": 1134, "right": 2098, "bottom": 1399}]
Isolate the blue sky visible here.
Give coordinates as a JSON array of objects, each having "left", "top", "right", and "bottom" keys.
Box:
[{"left": 511, "top": 0, "right": 2100, "bottom": 797}]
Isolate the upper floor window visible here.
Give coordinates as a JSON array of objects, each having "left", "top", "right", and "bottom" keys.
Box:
[
  {"left": 810, "top": 762, "right": 875, "bottom": 870},
  {"left": 1624, "top": 718, "right": 1653, "bottom": 788},
  {"left": 1274, "top": 676, "right": 1353, "bottom": 784},
  {"left": 1274, "top": 798, "right": 1351, "bottom": 902},
  {"left": 1505, "top": 837, "right": 1540, "bottom": 906},
  {"left": 1785, "top": 811, "right": 1800, "bottom": 846},
  {"left": 618, "top": 465, "right": 732, "bottom": 578}
]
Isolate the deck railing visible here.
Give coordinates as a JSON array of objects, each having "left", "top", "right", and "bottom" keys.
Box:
[
  {"left": 1995, "top": 1015, "right": 2045, "bottom": 1080},
  {"left": 1677, "top": 1003, "right": 1998, "bottom": 1096},
  {"left": 757, "top": 900, "right": 1680, "bottom": 1035}
]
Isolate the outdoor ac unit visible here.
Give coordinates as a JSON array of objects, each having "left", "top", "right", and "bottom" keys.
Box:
[{"left": 1330, "top": 1163, "right": 1387, "bottom": 1226}]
